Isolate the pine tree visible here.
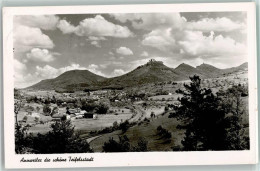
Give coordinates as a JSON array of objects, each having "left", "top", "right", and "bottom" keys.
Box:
[
  {"left": 169, "top": 75, "right": 227, "bottom": 150},
  {"left": 31, "top": 120, "right": 93, "bottom": 153}
]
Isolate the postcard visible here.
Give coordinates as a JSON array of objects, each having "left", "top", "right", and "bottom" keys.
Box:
[{"left": 2, "top": 2, "right": 258, "bottom": 168}]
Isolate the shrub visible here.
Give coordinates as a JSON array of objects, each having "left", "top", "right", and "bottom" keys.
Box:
[
  {"left": 131, "top": 137, "right": 148, "bottom": 152},
  {"left": 157, "top": 125, "right": 163, "bottom": 131},
  {"left": 156, "top": 126, "right": 172, "bottom": 143},
  {"left": 144, "top": 117, "right": 150, "bottom": 122},
  {"left": 113, "top": 121, "right": 118, "bottom": 129},
  {"left": 31, "top": 120, "right": 93, "bottom": 153},
  {"left": 43, "top": 105, "right": 51, "bottom": 115},
  {"left": 22, "top": 116, "right": 28, "bottom": 122},
  {"left": 119, "top": 120, "right": 130, "bottom": 133},
  {"left": 103, "top": 135, "right": 130, "bottom": 152}
]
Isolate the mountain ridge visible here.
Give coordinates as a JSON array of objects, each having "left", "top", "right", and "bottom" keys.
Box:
[{"left": 26, "top": 60, "right": 248, "bottom": 91}]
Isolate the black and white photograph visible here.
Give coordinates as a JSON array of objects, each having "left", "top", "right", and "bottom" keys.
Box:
[{"left": 3, "top": 3, "right": 258, "bottom": 168}]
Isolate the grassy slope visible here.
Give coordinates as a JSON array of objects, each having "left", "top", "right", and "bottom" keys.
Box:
[
  {"left": 90, "top": 96, "right": 249, "bottom": 152},
  {"left": 89, "top": 113, "right": 185, "bottom": 152}
]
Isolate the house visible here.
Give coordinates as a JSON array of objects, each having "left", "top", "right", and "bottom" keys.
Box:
[
  {"left": 75, "top": 110, "right": 86, "bottom": 116},
  {"left": 84, "top": 113, "right": 94, "bottom": 119},
  {"left": 93, "top": 114, "right": 98, "bottom": 119},
  {"left": 31, "top": 113, "right": 40, "bottom": 118},
  {"left": 76, "top": 115, "right": 83, "bottom": 119},
  {"left": 52, "top": 113, "right": 67, "bottom": 121},
  {"left": 68, "top": 108, "right": 80, "bottom": 114}
]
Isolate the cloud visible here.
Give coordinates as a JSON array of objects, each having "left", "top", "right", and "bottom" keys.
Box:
[
  {"left": 57, "top": 15, "right": 134, "bottom": 38},
  {"left": 15, "top": 63, "right": 89, "bottom": 88},
  {"left": 142, "top": 28, "right": 176, "bottom": 51},
  {"left": 111, "top": 13, "right": 245, "bottom": 33},
  {"left": 88, "top": 36, "right": 107, "bottom": 41},
  {"left": 100, "top": 61, "right": 122, "bottom": 69},
  {"left": 14, "top": 59, "right": 28, "bottom": 88},
  {"left": 178, "top": 31, "right": 247, "bottom": 56},
  {"left": 86, "top": 36, "right": 107, "bottom": 48},
  {"left": 26, "top": 48, "right": 60, "bottom": 62},
  {"left": 14, "top": 15, "right": 59, "bottom": 30},
  {"left": 35, "top": 65, "right": 62, "bottom": 79},
  {"left": 108, "top": 51, "right": 114, "bottom": 55},
  {"left": 116, "top": 47, "right": 133, "bottom": 55},
  {"left": 186, "top": 17, "right": 245, "bottom": 32},
  {"left": 14, "top": 59, "right": 27, "bottom": 72},
  {"left": 142, "top": 28, "right": 246, "bottom": 59},
  {"left": 14, "top": 25, "right": 54, "bottom": 52},
  {"left": 110, "top": 13, "right": 186, "bottom": 31},
  {"left": 140, "top": 51, "right": 149, "bottom": 57},
  {"left": 57, "top": 19, "right": 77, "bottom": 34},
  {"left": 112, "top": 13, "right": 246, "bottom": 59},
  {"left": 86, "top": 64, "right": 105, "bottom": 76},
  {"left": 16, "top": 63, "right": 108, "bottom": 88},
  {"left": 112, "top": 69, "right": 126, "bottom": 77},
  {"left": 90, "top": 41, "right": 101, "bottom": 48}
]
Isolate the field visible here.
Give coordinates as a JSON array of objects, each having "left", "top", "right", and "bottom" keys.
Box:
[
  {"left": 72, "top": 113, "right": 132, "bottom": 131},
  {"left": 15, "top": 70, "right": 250, "bottom": 152},
  {"left": 90, "top": 113, "right": 185, "bottom": 152}
]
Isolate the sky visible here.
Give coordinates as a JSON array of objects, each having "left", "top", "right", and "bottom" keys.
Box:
[{"left": 13, "top": 12, "right": 247, "bottom": 88}]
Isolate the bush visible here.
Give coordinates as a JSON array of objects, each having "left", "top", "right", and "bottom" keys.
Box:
[
  {"left": 103, "top": 135, "right": 130, "bottom": 152},
  {"left": 156, "top": 126, "right": 172, "bottom": 143},
  {"left": 144, "top": 117, "right": 150, "bottom": 122},
  {"left": 22, "top": 116, "right": 28, "bottom": 122},
  {"left": 131, "top": 137, "right": 148, "bottom": 152},
  {"left": 113, "top": 121, "right": 118, "bottom": 129},
  {"left": 43, "top": 105, "right": 51, "bottom": 115},
  {"left": 119, "top": 120, "right": 130, "bottom": 133},
  {"left": 31, "top": 120, "right": 93, "bottom": 153},
  {"left": 96, "top": 103, "right": 109, "bottom": 114},
  {"left": 157, "top": 125, "right": 163, "bottom": 131}
]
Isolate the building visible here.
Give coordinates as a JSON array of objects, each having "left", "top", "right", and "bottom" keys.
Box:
[
  {"left": 84, "top": 113, "right": 94, "bottom": 119},
  {"left": 52, "top": 113, "right": 67, "bottom": 121},
  {"left": 68, "top": 108, "right": 80, "bottom": 114}
]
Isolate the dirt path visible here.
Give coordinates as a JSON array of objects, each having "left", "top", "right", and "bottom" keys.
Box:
[
  {"left": 86, "top": 135, "right": 102, "bottom": 143},
  {"left": 128, "top": 105, "right": 145, "bottom": 122}
]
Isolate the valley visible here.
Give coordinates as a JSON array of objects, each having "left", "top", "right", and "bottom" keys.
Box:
[{"left": 14, "top": 59, "right": 249, "bottom": 152}]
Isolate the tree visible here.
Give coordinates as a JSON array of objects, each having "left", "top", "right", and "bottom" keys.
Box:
[
  {"left": 217, "top": 85, "right": 249, "bottom": 150},
  {"left": 34, "top": 117, "right": 39, "bottom": 123},
  {"left": 96, "top": 103, "right": 109, "bottom": 114},
  {"left": 51, "top": 107, "right": 58, "bottom": 117},
  {"left": 131, "top": 137, "right": 148, "bottom": 152},
  {"left": 119, "top": 120, "right": 130, "bottom": 133},
  {"left": 15, "top": 124, "right": 31, "bottom": 153},
  {"left": 31, "top": 120, "right": 93, "bottom": 153},
  {"left": 22, "top": 116, "right": 28, "bottom": 123},
  {"left": 102, "top": 135, "right": 130, "bottom": 152},
  {"left": 51, "top": 95, "right": 57, "bottom": 104},
  {"left": 14, "top": 102, "right": 21, "bottom": 126},
  {"left": 113, "top": 121, "right": 118, "bottom": 129},
  {"left": 169, "top": 75, "right": 227, "bottom": 151},
  {"left": 36, "top": 106, "right": 40, "bottom": 112},
  {"left": 43, "top": 105, "right": 51, "bottom": 115},
  {"left": 150, "top": 112, "right": 155, "bottom": 118},
  {"left": 156, "top": 126, "right": 172, "bottom": 143}
]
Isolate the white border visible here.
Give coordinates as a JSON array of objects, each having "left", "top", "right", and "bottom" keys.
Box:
[{"left": 2, "top": 2, "right": 258, "bottom": 169}]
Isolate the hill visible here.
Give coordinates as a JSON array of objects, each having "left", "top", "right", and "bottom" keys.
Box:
[
  {"left": 196, "top": 63, "right": 223, "bottom": 77},
  {"left": 223, "top": 62, "right": 248, "bottom": 74},
  {"left": 26, "top": 60, "right": 248, "bottom": 91},
  {"left": 27, "top": 70, "right": 106, "bottom": 91},
  {"left": 98, "top": 59, "right": 183, "bottom": 88}
]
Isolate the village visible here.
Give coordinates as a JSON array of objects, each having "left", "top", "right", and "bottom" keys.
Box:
[{"left": 15, "top": 70, "right": 248, "bottom": 135}]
